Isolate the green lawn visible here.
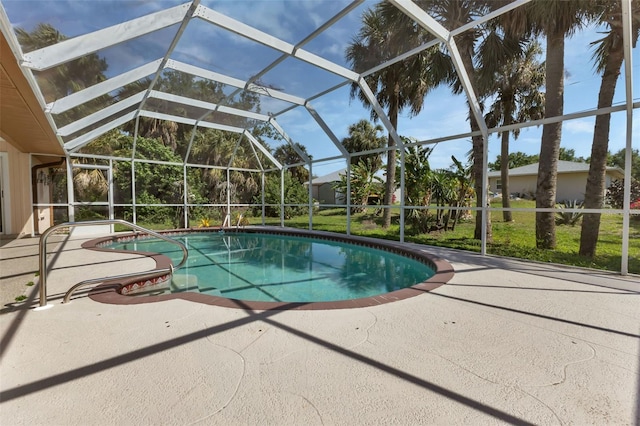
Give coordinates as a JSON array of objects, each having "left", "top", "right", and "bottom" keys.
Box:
[{"left": 248, "top": 200, "right": 640, "bottom": 274}]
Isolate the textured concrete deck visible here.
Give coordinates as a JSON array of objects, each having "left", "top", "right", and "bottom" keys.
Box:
[{"left": 1, "top": 233, "right": 639, "bottom": 425}]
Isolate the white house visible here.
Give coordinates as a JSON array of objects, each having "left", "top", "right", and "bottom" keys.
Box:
[
  {"left": 308, "top": 169, "right": 346, "bottom": 205},
  {"left": 308, "top": 168, "right": 402, "bottom": 207},
  {"left": 487, "top": 160, "right": 625, "bottom": 202}
]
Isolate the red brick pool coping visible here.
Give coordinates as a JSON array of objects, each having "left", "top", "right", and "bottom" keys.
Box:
[{"left": 83, "top": 227, "right": 454, "bottom": 310}]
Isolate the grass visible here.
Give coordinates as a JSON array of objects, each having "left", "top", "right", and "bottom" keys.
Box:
[
  {"left": 248, "top": 200, "right": 640, "bottom": 274},
  {"left": 114, "top": 221, "right": 175, "bottom": 232}
]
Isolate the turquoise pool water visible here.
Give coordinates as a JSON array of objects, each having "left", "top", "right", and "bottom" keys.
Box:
[{"left": 108, "top": 232, "right": 435, "bottom": 303}]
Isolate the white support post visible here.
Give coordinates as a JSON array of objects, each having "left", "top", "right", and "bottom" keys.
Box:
[
  {"left": 620, "top": 0, "right": 634, "bottom": 275},
  {"left": 22, "top": 4, "right": 192, "bottom": 71},
  {"left": 346, "top": 160, "right": 351, "bottom": 236},
  {"left": 243, "top": 131, "right": 283, "bottom": 170},
  {"left": 356, "top": 78, "right": 404, "bottom": 150},
  {"left": 168, "top": 60, "right": 306, "bottom": 106},
  {"left": 308, "top": 161, "right": 313, "bottom": 230},
  {"left": 47, "top": 59, "right": 163, "bottom": 115},
  {"left": 28, "top": 154, "right": 34, "bottom": 236},
  {"left": 65, "top": 112, "right": 137, "bottom": 152},
  {"left": 131, "top": 161, "right": 137, "bottom": 224},
  {"left": 183, "top": 165, "right": 188, "bottom": 228},
  {"left": 183, "top": 124, "right": 199, "bottom": 164},
  {"left": 108, "top": 159, "right": 114, "bottom": 232},
  {"left": 226, "top": 169, "right": 231, "bottom": 228},
  {"left": 268, "top": 118, "right": 312, "bottom": 162},
  {"left": 305, "top": 103, "right": 350, "bottom": 157},
  {"left": 280, "top": 168, "right": 285, "bottom": 227},
  {"left": 57, "top": 91, "right": 146, "bottom": 137},
  {"left": 261, "top": 172, "right": 266, "bottom": 226},
  {"left": 481, "top": 134, "right": 489, "bottom": 255},
  {"left": 66, "top": 157, "right": 75, "bottom": 222},
  {"left": 446, "top": 37, "right": 490, "bottom": 254},
  {"left": 399, "top": 148, "right": 405, "bottom": 243}
]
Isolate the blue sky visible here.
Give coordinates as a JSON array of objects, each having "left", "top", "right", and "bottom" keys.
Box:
[{"left": 3, "top": 0, "right": 638, "bottom": 176}]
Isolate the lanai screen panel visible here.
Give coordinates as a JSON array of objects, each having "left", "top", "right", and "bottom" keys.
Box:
[{"left": 1, "top": 0, "right": 637, "bottom": 172}]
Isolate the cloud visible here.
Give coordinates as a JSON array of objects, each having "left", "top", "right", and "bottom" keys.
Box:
[
  {"left": 210, "top": 0, "right": 343, "bottom": 44},
  {"left": 564, "top": 119, "right": 595, "bottom": 134}
]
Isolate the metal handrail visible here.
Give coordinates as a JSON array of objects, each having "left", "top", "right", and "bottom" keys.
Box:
[
  {"left": 62, "top": 265, "right": 174, "bottom": 304},
  {"left": 38, "top": 219, "right": 188, "bottom": 307}
]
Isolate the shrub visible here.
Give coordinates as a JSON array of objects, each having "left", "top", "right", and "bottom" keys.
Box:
[
  {"left": 607, "top": 179, "right": 640, "bottom": 209},
  {"left": 255, "top": 171, "right": 309, "bottom": 219},
  {"left": 556, "top": 200, "right": 584, "bottom": 226}
]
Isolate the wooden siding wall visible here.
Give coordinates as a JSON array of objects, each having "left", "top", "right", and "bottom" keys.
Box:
[{"left": 0, "top": 137, "right": 33, "bottom": 236}]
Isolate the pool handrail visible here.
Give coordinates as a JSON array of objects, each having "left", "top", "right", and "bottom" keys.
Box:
[{"left": 38, "top": 219, "right": 188, "bottom": 307}]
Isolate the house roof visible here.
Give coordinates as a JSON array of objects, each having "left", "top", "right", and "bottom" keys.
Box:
[
  {"left": 309, "top": 168, "right": 346, "bottom": 185},
  {"left": 487, "top": 160, "right": 625, "bottom": 179},
  {"left": 0, "top": 32, "right": 63, "bottom": 155}
]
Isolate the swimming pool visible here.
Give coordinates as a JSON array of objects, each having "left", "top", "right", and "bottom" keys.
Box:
[{"left": 88, "top": 228, "right": 454, "bottom": 310}]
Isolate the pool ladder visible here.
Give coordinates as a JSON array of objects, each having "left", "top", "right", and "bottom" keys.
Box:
[
  {"left": 221, "top": 212, "right": 245, "bottom": 228},
  {"left": 37, "top": 219, "right": 188, "bottom": 308}
]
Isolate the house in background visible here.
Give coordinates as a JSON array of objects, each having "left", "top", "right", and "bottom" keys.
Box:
[
  {"left": 1, "top": 31, "right": 64, "bottom": 237},
  {"left": 308, "top": 169, "right": 346, "bottom": 206},
  {"left": 308, "top": 168, "right": 402, "bottom": 207},
  {"left": 487, "top": 160, "right": 625, "bottom": 202}
]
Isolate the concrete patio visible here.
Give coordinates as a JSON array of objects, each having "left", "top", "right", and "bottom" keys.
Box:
[{"left": 1, "top": 233, "right": 639, "bottom": 425}]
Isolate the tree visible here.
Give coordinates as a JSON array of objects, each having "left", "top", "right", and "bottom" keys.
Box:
[
  {"left": 580, "top": 0, "right": 640, "bottom": 257},
  {"left": 391, "top": 0, "right": 526, "bottom": 242},
  {"left": 274, "top": 143, "right": 311, "bottom": 184},
  {"left": 189, "top": 129, "right": 261, "bottom": 209},
  {"left": 16, "top": 23, "right": 110, "bottom": 125},
  {"left": 558, "top": 147, "right": 586, "bottom": 162},
  {"left": 398, "top": 144, "right": 434, "bottom": 233},
  {"left": 448, "top": 155, "right": 473, "bottom": 231},
  {"left": 346, "top": 4, "right": 439, "bottom": 229},
  {"left": 430, "top": 169, "right": 457, "bottom": 227},
  {"left": 488, "top": 152, "right": 539, "bottom": 171},
  {"left": 341, "top": 119, "right": 387, "bottom": 170},
  {"left": 606, "top": 179, "right": 640, "bottom": 209},
  {"left": 608, "top": 148, "right": 640, "bottom": 180},
  {"left": 332, "top": 161, "right": 384, "bottom": 214},
  {"left": 510, "top": 1, "right": 595, "bottom": 248},
  {"left": 485, "top": 40, "right": 545, "bottom": 221},
  {"left": 258, "top": 171, "right": 308, "bottom": 219}
]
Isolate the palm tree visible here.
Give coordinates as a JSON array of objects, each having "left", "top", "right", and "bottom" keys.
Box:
[
  {"left": 397, "top": 143, "right": 434, "bottom": 233},
  {"left": 580, "top": 0, "right": 640, "bottom": 258},
  {"left": 448, "top": 155, "right": 473, "bottom": 231},
  {"left": 346, "top": 4, "right": 437, "bottom": 229},
  {"left": 333, "top": 161, "right": 384, "bottom": 214},
  {"left": 341, "top": 119, "right": 387, "bottom": 170},
  {"left": 388, "top": 0, "right": 527, "bottom": 243},
  {"left": 430, "top": 169, "right": 457, "bottom": 228},
  {"left": 16, "top": 24, "right": 110, "bottom": 124},
  {"left": 506, "top": 0, "right": 595, "bottom": 248},
  {"left": 484, "top": 41, "right": 545, "bottom": 222},
  {"left": 274, "top": 143, "right": 311, "bottom": 184},
  {"left": 400, "top": 143, "right": 434, "bottom": 208}
]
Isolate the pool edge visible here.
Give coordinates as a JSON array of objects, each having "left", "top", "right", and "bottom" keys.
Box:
[{"left": 84, "top": 227, "right": 455, "bottom": 310}]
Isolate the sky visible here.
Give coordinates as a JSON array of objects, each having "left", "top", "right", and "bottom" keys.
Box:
[{"left": 3, "top": 0, "right": 639, "bottom": 177}]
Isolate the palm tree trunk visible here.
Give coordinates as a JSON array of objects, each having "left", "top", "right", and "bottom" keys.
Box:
[
  {"left": 579, "top": 38, "right": 624, "bottom": 257},
  {"left": 536, "top": 31, "right": 564, "bottom": 249},
  {"left": 470, "top": 127, "right": 491, "bottom": 242},
  {"left": 382, "top": 87, "right": 399, "bottom": 229},
  {"left": 456, "top": 48, "right": 492, "bottom": 242},
  {"left": 501, "top": 109, "right": 513, "bottom": 222}
]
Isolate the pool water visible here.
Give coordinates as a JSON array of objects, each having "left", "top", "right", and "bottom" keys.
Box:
[{"left": 108, "top": 232, "right": 435, "bottom": 303}]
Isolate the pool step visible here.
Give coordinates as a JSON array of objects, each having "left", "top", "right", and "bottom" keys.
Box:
[
  {"left": 196, "top": 278, "right": 222, "bottom": 296},
  {"left": 170, "top": 273, "right": 222, "bottom": 297},
  {"left": 170, "top": 273, "right": 198, "bottom": 292}
]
